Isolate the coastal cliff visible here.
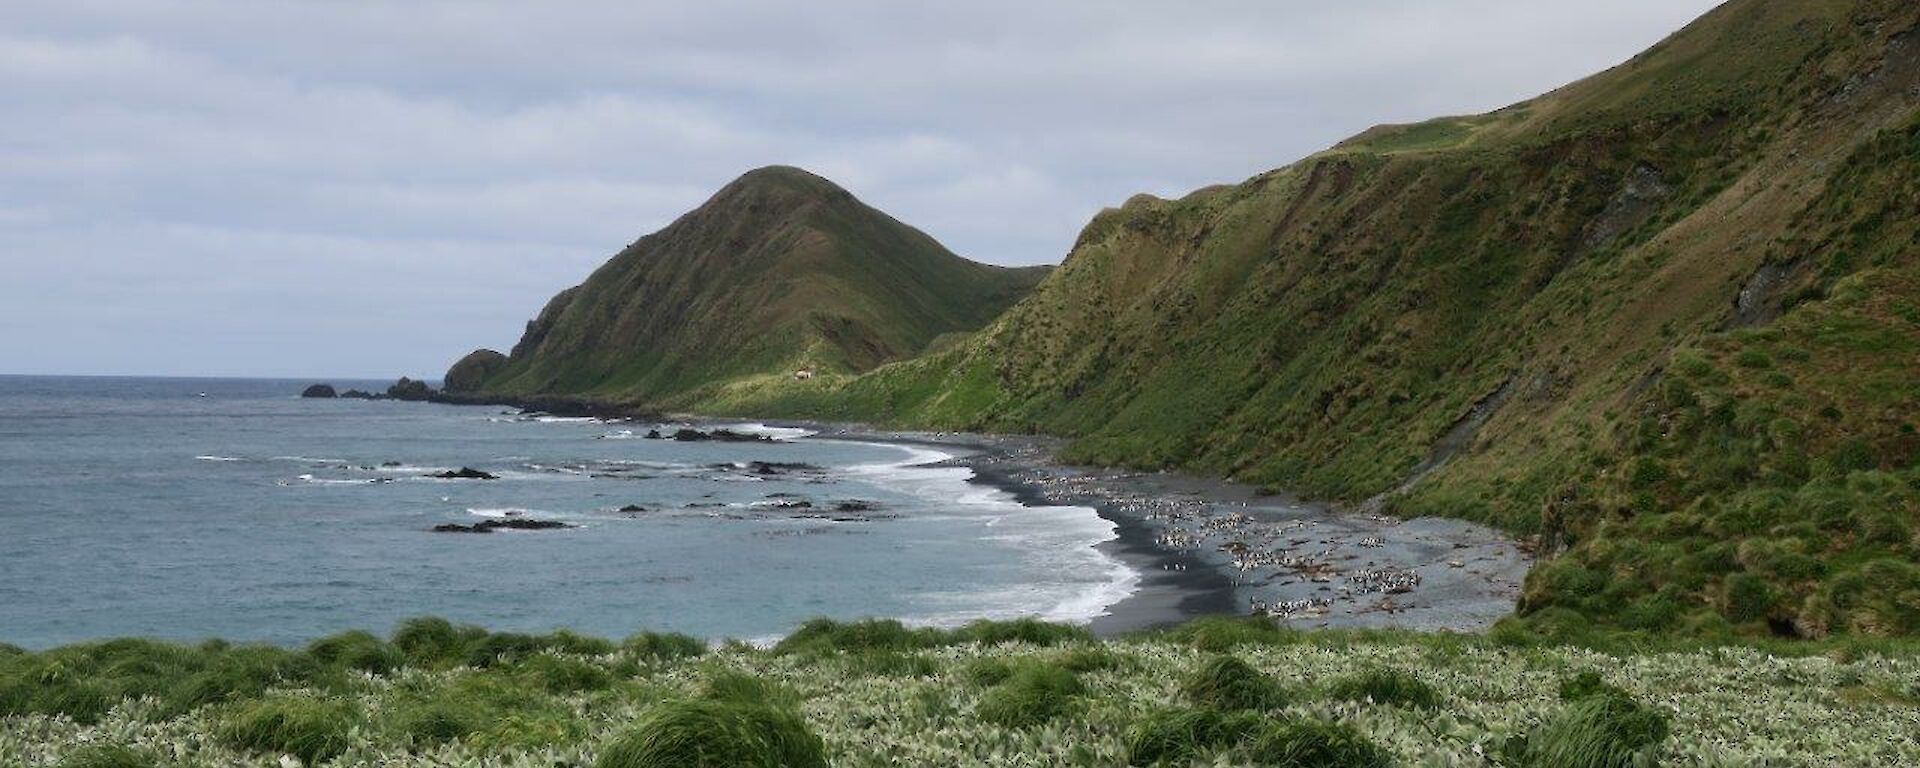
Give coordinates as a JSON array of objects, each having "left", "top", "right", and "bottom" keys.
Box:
[
  {"left": 707, "top": 0, "right": 1920, "bottom": 638},
  {"left": 445, "top": 0, "right": 1920, "bottom": 638}
]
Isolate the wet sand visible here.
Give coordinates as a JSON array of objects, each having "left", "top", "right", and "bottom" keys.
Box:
[{"left": 813, "top": 427, "right": 1530, "bottom": 636}]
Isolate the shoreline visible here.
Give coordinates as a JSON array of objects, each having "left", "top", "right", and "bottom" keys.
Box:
[
  {"left": 799, "top": 425, "right": 1530, "bottom": 636},
  {"left": 423, "top": 395, "right": 1531, "bottom": 636}
]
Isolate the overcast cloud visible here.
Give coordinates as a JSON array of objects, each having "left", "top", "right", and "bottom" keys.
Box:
[{"left": 0, "top": 0, "right": 1723, "bottom": 378}]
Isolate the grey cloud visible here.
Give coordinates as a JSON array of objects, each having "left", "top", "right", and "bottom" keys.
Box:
[{"left": 0, "top": 0, "right": 1722, "bottom": 377}]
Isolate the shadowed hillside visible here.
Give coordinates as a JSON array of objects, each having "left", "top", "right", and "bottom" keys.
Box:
[
  {"left": 456, "top": 166, "right": 1048, "bottom": 405},
  {"left": 714, "top": 0, "right": 1920, "bottom": 638}
]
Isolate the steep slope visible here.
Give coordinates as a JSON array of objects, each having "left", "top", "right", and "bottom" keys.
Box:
[
  {"left": 721, "top": 0, "right": 1920, "bottom": 637},
  {"left": 460, "top": 166, "right": 1048, "bottom": 404}
]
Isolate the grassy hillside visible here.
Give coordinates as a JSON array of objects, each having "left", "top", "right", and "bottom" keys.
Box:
[
  {"left": 465, "top": 166, "right": 1048, "bottom": 406},
  {"left": 707, "top": 0, "right": 1920, "bottom": 638},
  {"left": 5, "top": 618, "right": 1917, "bottom": 766}
]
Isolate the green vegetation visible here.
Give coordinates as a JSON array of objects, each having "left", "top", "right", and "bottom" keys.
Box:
[
  {"left": 593, "top": 699, "right": 825, "bottom": 768},
  {"left": 458, "top": 165, "right": 1049, "bottom": 405},
  {"left": 696, "top": 0, "right": 1920, "bottom": 640},
  {"left": 975, "top": 665, "right": 1086, "bottom": 728},
  {"left": 1181, "top": 655, "right": 1288, "bottom": 710},
  {"left": 52, "top": 745, "right": 155, "bottom": 768},
  {"left": 1506, "top": 693, "right": 1671, "bottom": 768},
  {"left": 3, "top": 617, "right": 1916, "bottom": 765},
  {"left": 1323, "top": 667, "right": 1441, "bottom": 710},
  {"left": 217, "top": 696, "right": 360, "bottom": 764},
  {"left": 1123, "top": 708, "right": 1262, "bottom": 765},
  {"left": 1246, "top": 719, "right": 1391, "bottom": 768}
]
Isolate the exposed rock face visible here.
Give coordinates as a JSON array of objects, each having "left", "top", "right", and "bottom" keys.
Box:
[
  {"left": 443, "top": 349, "right": 508, "bottom": 393},
  {"left": 386, "top": 377, "right": 433, "bottom": 401},
  {"left": 340, "top": 389, "right": 377, "bottom": 399},
  {"left": 300, "top": 384, "right": 337, "bottom": 398}
]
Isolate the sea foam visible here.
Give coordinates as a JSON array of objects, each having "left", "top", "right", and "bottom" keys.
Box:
[{"left": 839, "top": 441, "right": 1139, "bottom": 625}]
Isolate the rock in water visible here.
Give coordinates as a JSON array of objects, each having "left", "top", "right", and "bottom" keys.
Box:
[
  {"left": 671, "top": 428, "right": 773, "bottom": 443},
  {"left": 443, "top": 349, "right": 507, "bottom": 393},
  {"left": 386, "top": 377, "right": 433, "bottom": 401},
  {"left": 432, "top": 518, "right": 570, "bottom": 533},
  {"left": 429, "top": 467, "right": 498, "bottom": 480},
  {"left": 300, "top": 384, "right": 337, "bottom": 398}
]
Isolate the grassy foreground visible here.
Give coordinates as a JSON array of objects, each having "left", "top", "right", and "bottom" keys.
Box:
[{"left": 4, "top": 618, "right": 1918, "bottom": 767}]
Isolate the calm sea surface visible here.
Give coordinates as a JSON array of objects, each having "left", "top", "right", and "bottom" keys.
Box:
[{"left": 0, "top": 375, "right": 1132, "bottom": 649}]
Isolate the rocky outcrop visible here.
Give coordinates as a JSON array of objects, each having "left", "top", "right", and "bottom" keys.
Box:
[
  {"left": 429, "top": 467, "right": 497, "bottom": 480},
  {"left": 655, "top": 428, "right": 773, "bottom": 443},
  {"left": 386, "top": 377, "right": 433, "bottom": 401},
  {"left": 443, "top": 349, "right": 508, "bottom": 393},
  {"left": 300, "top": 384, "right": 337, "bottom": 398},
  {"left": 431, "top": 518, "right": 570, "bottom": 533}
]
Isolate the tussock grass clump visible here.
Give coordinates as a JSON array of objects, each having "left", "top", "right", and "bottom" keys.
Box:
[
  {"left": 391, "top": 698, "right": 483, "bottom": 747},
  {"left": 306, "top": 630, "right": 405, "bottom": 675},
  {"left": 1247, "top": 718, "right": 1392, "bottom": 768},
  {"left": 161, "top": 645, "right": 321, "bottom": 718},
  {"left": 514, "top": 652, "right": 613, "bottom": 693},
  {"left": 1164, "top": 616, "right": 1296, "bottom": 652},
  {"left": 386, "top": 674, "right": 573, "bottom": 750},
  {"left": 1325, "top": 667, "right": 1441, "bottom": 709},
  {"left": 217, "top": 696, "right": 359, "bottom": 765},
  {"left": 1183, "top": 654, "right": 1288, "bottom": 710},
  {"left": 958, "top": 618, "right": 1090, "bottom": 647},
  {"left": 467, "top": 632, "right": 552, "bottom": 668},
  {"left": 54, "top": 744, "right": 157, "bottom": 768},
  {"left": 0, "top": 668, "right": 114, "bottom": 725},
  {"left": 774, "top": 619, "right": 939, "bottom": 656},
  {"left": 1558, "top": 670, "right": 1633, "bottom": 702},
  {"left": 623, "top": 631, "right": 705, "bottom": 661},
  {"left": 773, "top": 617, "right": 1090, "bottom": 657},
  {"left": 1508, "top": 693, "right": 1671, "bottom": 768},
  {"left": 542, "top": 629, "right": 617, "bottom": 657},
  {"left": 976, "top": 666, "right": 1084, "bottom": 728},
  {"left": 0, "top": 638, "right": 339, "bottom": 724},
  {"left": 390, "top": 616, "right": 488, "bottom": 667},
  {"left": 700, "top": 669, "right": 802, "bottom": 710},
  {"left": 592, "top": 699, "right": 826, "bottom": 768},
  {"left": 963, "top": 658, "right": 1018, "bottom": 687},
  {"left": 1053, "top": 645, "right": 1132, "bottom": 673},
  {"left": 1124, "top": 708, "right": 1262, "bottom": 766},
  {"left": 843, "top": 650, "right": 940, "bottom": 678}
]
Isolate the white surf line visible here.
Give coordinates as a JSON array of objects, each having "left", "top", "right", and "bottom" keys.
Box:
[{"left": 823, "top": 437, "right": 1140, "bottom": 624}]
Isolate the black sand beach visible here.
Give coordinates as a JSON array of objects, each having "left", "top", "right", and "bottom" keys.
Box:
[{"left": 809, "top": 426, "right": 1532, "bottom": 636}]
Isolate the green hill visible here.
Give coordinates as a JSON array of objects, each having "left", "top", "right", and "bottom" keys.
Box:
[
  {"left": 455, "top": 166, "right": 1049, "bottom": 405},
  {"left": 713, "top": 0, "right": 1920, "bottom": 638}
]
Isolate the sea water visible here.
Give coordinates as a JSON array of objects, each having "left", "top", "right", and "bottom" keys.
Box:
[{"left": 0, "top": 375, "right": 1136, "bottom": 649}]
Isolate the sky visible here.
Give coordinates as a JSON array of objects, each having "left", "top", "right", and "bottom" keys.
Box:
[{"left": 0, "top": 1, "right": 1725, "bottom": 379}]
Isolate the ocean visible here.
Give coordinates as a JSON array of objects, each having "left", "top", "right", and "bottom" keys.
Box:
[{"left": 0, "top": 375, "right": 1135, "bottom": 649}]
